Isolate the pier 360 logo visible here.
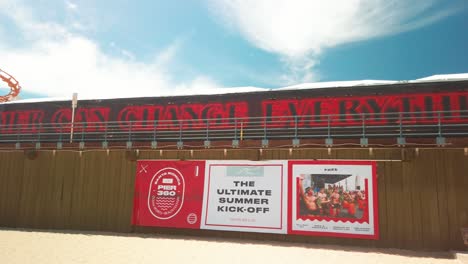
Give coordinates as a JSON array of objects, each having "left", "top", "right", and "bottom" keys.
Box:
[{"left": 148, "top": 167, "right": 185, "bottom": 219}]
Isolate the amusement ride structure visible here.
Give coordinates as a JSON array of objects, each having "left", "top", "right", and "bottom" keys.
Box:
[{"left": 0, "top": 68, "right": 21, "bottom": 102}]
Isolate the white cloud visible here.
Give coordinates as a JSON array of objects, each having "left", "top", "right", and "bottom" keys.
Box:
[
  {"left": 279, "top": 56, "right": 318, "bottom": 85},
  {"left": 65, "top": 0, "right": 78, "bottom": 11},
  {"left": 0, "top": 1, "right": 220, "bottom": 99},
  {"left": 154, "top": 37, "right": 185, "bottom": 67},
  {"left": 209, "top": 0, "right": 460, "bottom": 84}
]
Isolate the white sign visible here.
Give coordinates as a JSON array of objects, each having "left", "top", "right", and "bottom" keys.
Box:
[{"left": 201, "top": 160, "right": 288, "bottom": 234}]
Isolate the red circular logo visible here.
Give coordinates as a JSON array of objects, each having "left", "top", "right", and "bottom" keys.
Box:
[
  {"left": 187, "top": 213, "right": 197, "bottom": 224},
  {"left": 147, "top": 167, "right": 185, "bottom": 220}
]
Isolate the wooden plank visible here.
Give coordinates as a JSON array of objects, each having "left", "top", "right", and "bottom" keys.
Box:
[
  {"left": 375, "top": 160, "right": 388, "bottom": 248},
  {"left": 0, "top": 152, "right": 8, "bottom": 225},
  {"left": 224, "top": 149, "right": 257, "bottom": 160},
  {"left": 160, "top": 150, "right": 182, "bottom": 160},
  {"left": 192, "top": 149, "right": 225, "bottom": 160},
  {"left": 441, "top": 149, "right": 457, "bottom": 249},
  {"left": 298, "top": 148, "right": 328, "bottom": 160},
  {"left": 373, "top": 148, "right": 401, "bottom": 161},
  {"left": 45, "top": 151, "right": 57, "bottom": 229},
  {"left": 431, "top": 149, "right": 447, "bottom": 250},
  {"left": 51, "top": 151, "right": 76, "bottom": 229},
  {"left": 104, "top": 151, "right": 125, "bottom": 232},
  {"left": 456, "top": 149, "right": 468, "bottom": 249},
  {"left": 69, "top": 151, "right": 87, "bottom": 230},
  {"left": 447, "top": 149, "right": 468, "bottom": 249},
  {"left": 109, "top": 151, "right": 126, "bottom": 232},
  {"left": 389, "top": 153, "right": 417, "bottom": 248},
  {"left": 0, "top": 152, "right": 20, "bottom": 226},
  {"left": 63, "top": 151, "right": 81, "bottom": 229},
  {"left": 138, "top": 149, "right": 163, "bottom": 160},
  {"left": 334, "top": 148, "right": 369, "bottom": 160},
  {"left": 34, "top": 151, "right": 56, "bottom": 229},
  {"left": 433, "top": 149, "right": 450, "bottom": 250},
  {"left": 89, "top": 151, "right": 104, "bottom": 231},
  {"left": 0, "top": 152, "right": 12, "bottom": 226},
  {"left": 382, "top": 155, "right": 399, "bottom": 248},
  {"left": 18, "top": 151, "right": 43, "bottom": 228},
  {"left": 81, "top": 151, "right": 103, "bottom": 231},
  {"left": 76, "top": 151, "right": 91, "bottom": 230},
  {"left": 403, "top": 148, "right": 424, "bottom": 249},
  {"left": 92, "top": 150, "right": 109, "bottom": 231},
  {"left": 116, "top": 152, "right": 135, "bottom": 232},
  {"left": 97, "top": 151, "right": 112, "bottom": 231},
  {"left": 262, "top": 149, "right": 288, "bottom": 160},
  {"left": 46, "top": 151, "right": 62, "bottom": 229},
  {"left": 417, "top": 150, "right": 443, "bottom": 250},
  {"left": 396, "top": 151, "right": 415, "bottom": 250},
  {"left": 7, "top": 152, "right": 25, "bottom": 228}
]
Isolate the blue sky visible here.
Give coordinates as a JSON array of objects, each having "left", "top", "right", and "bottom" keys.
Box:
[{"left": 0, "top": 0, "right": 467, "bottom": 99}]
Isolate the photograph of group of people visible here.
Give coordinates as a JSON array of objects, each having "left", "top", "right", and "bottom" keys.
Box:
[{"left": 297, "top": 174, "right": 368, "bottom": 219}]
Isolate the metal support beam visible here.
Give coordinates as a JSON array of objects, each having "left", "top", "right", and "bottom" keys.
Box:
[
  {"left": 292, "top": 138, "right": 300, "bottom": 147},
  {"left": 360, "top": 138, "right": 368, "bottom": 147},
  {"left": 436, "top": 137, "right": 446, "bottom": 146},
  {"left": 177, "top": 141, "right": 184, "bottom": 149},
  {"left": 397, "top": 137, "right": 406, "bottom": 146}
]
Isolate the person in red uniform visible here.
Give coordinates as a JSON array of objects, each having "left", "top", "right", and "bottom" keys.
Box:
[{"left": 297, "top": 175, "right": 319, "bottom": 215}]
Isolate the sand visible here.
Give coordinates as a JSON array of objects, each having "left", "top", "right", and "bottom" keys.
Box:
[{"left": 0, "top": 229, "right": 466, "bottom": 264}]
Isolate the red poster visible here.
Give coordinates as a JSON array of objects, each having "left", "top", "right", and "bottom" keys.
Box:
[
  {"left": 288, "top": 160, "right": 379, "bottom": 239},
  {"left": 132, "top": 160, "right": 206, "bottom": 229}
]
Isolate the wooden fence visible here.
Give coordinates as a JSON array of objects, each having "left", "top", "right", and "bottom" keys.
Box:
[{"left": 0, "top": 148, "right": 467, "bottom": 250}]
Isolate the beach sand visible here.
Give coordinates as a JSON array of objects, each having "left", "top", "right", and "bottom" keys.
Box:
[{"left": 0, "top": 229, "right": 465, "bottom": 264}]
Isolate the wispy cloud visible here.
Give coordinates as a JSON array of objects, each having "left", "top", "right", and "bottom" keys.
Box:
[
  {"left": 65, "top": 0, "right": 78, "bottom": 11},
  {"left": 208, "top": 0, "right": 460, "bottom": 84},
  {"left": 154, "top": 36, "right": 187, "bottom": 67},
  {"left": 0, "top": 1, "right": 220, "bottom": 99}
]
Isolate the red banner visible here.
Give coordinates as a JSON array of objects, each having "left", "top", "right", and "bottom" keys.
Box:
[
  {"left": 132, "top": 160, "right": 379, "bottom": 239},
  {"left": 132, "top": 160, "right": 205, "bottom": 229},
  {"left": 2, "top": 89, "right": 468, "bottom": 134}
]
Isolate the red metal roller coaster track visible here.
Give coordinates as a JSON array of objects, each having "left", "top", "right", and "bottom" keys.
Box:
[{"left": 0, "top": 68, "right": 21, "bottom": 103}]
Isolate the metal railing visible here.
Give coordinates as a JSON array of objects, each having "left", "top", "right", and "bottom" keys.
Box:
[{"left": 1, "top": 110, "right": 468, "bottom": 147}]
